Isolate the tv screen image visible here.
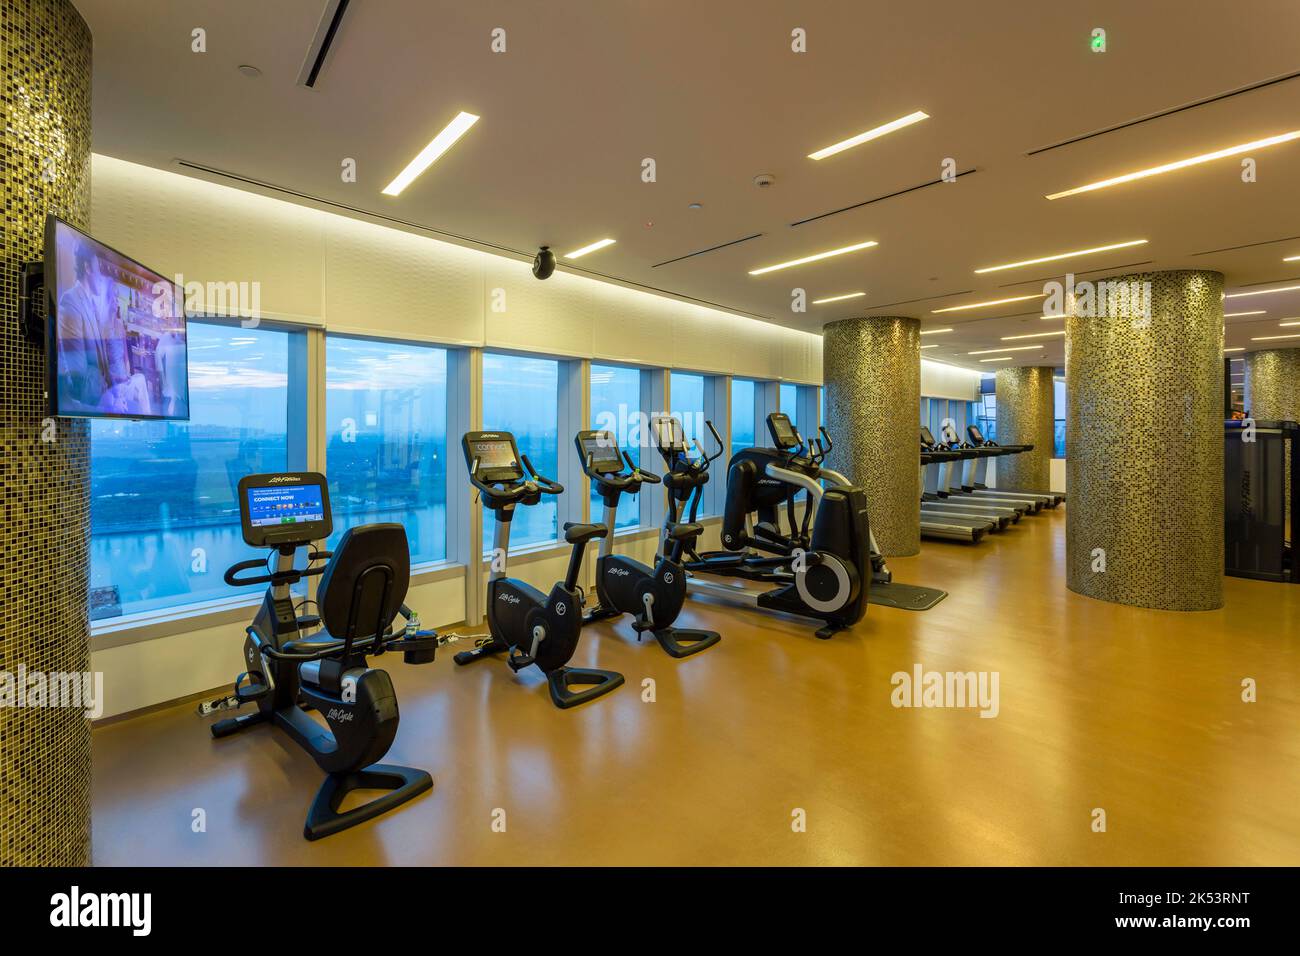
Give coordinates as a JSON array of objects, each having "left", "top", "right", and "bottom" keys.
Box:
[{"left": 46, "top": 216, "right": 189, "bottom": 420}]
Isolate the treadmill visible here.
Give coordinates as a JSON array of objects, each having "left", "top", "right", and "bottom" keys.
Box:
[
  {"left": 933, "top": 424, "right": 1044, "bottom": 513},
  {"left": 920, "top": 446, "right": 1015, "bottom": 529},
  {"left": 964, "top": 424, "right": 1064, "bottom": 507},
  {"left": 919, "top": 447, "right": 997, "bottom": 542},
  {"left": 922, "top": 426, "right": 1032, "bottom": 520}
]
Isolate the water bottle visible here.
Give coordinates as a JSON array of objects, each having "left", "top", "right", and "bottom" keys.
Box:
[{"left": 405, "top": 611, "right": 420, "bottom": 639}]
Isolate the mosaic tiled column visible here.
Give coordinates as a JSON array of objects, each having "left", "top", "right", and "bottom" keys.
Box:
[
  {"left": 1066, "top": 271, "right": 1224, "bottom": 610},
  {"left": 994, "top": 366, "right": 1055, "bottom": 489},
  {"left": 1245, "top": 348, "right": 1300, "bottom": 537},
  {"left": 1, "top": 0, "right": 94, "bottom": 864},
  {"left": 823, "top": 317, "right": 920, "bottom": 556}
]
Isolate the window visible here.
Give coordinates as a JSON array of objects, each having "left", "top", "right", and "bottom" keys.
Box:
[
  {"left": 670, "top": 371, "right": 704, "bottom": 446},
  {"left": 730, "top": 378, "right": 756, "bottom": 458},
  {"left": 780, "top": 382, "right": 798, "bottom": 431},
  {"left": 482, "top": 352, "right": 560, "bottom": 549},
  {"left": 325, "top": 336, "right": 449, "bottom": 565},
  {"left": 1054, "top": 378, "right": 1067, "bottom": 457},
  {"left": 89, "top": 320, "right": 305, "bottom": 620},
  {"left": 590, "top": 363, "right": 642, "bottom": 530}
]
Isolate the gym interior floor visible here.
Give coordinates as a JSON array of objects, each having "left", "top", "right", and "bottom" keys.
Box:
[{"left": 92, "top": 506, "right": 1300, "bottom": 866}]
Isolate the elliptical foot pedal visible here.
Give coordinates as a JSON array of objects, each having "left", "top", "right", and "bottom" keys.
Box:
[
  {"left": 304, "top": 764, "right": 433, "bottom": 841},
  {"left": 813, "top": 624, "right": 842, "bottom": 640},
  {"left": 653, "top": 627, "right": 721, "bottom": 659},
  {"left": 547, "top": 665, "right": 624, "bottom": 709}
]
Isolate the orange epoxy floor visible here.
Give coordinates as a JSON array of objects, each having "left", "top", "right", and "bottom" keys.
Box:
[{"left": 91, "top": 507, "right": 1300, "bottom": 865}]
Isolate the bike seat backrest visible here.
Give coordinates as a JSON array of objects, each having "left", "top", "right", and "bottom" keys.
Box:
[{"left": 317, "top": 523, "right": 411, "bottom": 642}]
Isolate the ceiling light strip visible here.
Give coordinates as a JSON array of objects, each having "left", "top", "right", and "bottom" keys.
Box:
[
  {"left": 974, "top": 239, "right": 1148, "bottom": 274},
  {"left": 1046, "top": 130, "right": 1300, "bottom": 200},
  {"left": 749, "top": 240, "right": 878, "bottom": 275},
  {"left": 808, "top": 111, "right": 930, "bottom": 160},
  {"left": 932, "top": 294, "right": 1045, "bottom": 313},
  {"left": 381, "top": 111, "right": 480, "bottom": 196}
]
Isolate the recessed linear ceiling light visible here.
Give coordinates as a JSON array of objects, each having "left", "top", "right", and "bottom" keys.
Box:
[
  {"left": 920, "top": 344, "right": 939, "bottom": 349},
  {"left": 812, "top": 291, "right": 867, "bottom": 304},
  {"left": 1224, "top": 347, "right": 1245, "bottom": 353},
  {"left": 973, "top": 239, "right": 1148, "bottom": 274},
  {"left": 1225, "top": 310, "right": 1267, "bottom": 317},
  {"left": 1226, "top": 284, "right": 1300, "bottom": 299},
  {"left": 1002, "top": 330, "right": 1066, "bottom": 340},
  {"left": 931, "top": 293, "right": 1044, "bottom": 314},
  {"left": 1284, "top": 255, "right": 1300, "bottom": 262},
  {"left": 1251, "top": 333, "right": 1300, "bottom": 341},
  {"left": 381, "top": 111, "right": 480, "bottom": 196},
  {"left": 564, "top": 238, "right": 616, "bottom": 259},
  {"left": 968, "top": 345, "right": 1044, "bottom": 355},
  {"left": 1280, "top": 319, "right": 1300, "bottom": 326},
  {"left": 748, "top": 240, "right": 878, "bottom": 275},
  {"left": 808, "top": 111, "right": 930, "bottom": 160},
  {"left": 1045, "top": 130, "right": 1300, "bottom": 200},
  {"left": 919, "top": 327, "right": 953, "bottom": 335},
  {"left": 979, "top": 356, "right": 1015, "bottom": 362}
]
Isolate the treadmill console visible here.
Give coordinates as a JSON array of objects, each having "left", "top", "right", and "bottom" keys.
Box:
[
  {"left": 576, "top": 429, "right": 625, "bottom": 475},
  {"left": 237, "top": 472, "right": 332, "bottom": 548},
  {"left": 463, "top": 431, "right": 524, "bottom": 483},
  {"left": 968, "top": 424, "right": 985, "bottom": 444},
  {"left": 766, "top": 412, "right": 801, "bottom": 451},
  {"left": 920, "top": 425, "right": 938, "bottom": 447}
]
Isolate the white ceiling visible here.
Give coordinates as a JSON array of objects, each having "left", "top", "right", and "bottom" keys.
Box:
[{"left": 77, "top": 0, "right": 1300, "bottom": 372}]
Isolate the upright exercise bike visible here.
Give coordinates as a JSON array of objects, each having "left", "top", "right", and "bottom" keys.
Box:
[
  {"left": 574, "top": 428, "right": 721, "bottom": 658},
  {"left": 455, "top": 430, "right": 624, "bottom": 708},
  {"left": 205, "top": 471, "right": 441, "bottom": 841}
]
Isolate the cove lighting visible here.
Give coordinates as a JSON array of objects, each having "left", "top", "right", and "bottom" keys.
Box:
[{"left": 1045, "top": 130, "right": 1300, "bottom": 200}]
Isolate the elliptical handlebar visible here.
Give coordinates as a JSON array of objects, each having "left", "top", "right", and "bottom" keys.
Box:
[{"left": 623, "top": 450, "right": 662, "bottom": 485}]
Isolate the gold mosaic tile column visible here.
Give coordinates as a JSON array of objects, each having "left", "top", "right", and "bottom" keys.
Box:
[
  {"left": 823, "top": 316, "right": 920, "bottom": 555},
  {"left": 1065, "top": 271, "right": 1224, "bottom": 610},
  {"left": 1, "top": 0, "right": 93, "bottom": 864},
  {"left": 994, "top": 366, "right": 1055, "bottom": 489},
  {"left": 1244, "top": 348, "right": 1300, "bottom": 535}
]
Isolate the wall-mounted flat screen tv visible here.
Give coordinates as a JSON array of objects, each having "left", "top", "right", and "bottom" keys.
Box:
[{"left": 44, "top": 215, "right": 189, "bottom": 420}]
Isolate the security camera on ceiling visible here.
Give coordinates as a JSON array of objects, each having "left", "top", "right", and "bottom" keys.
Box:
[{"left": 532, "top": 246, "right": 556, "bottom": 280}]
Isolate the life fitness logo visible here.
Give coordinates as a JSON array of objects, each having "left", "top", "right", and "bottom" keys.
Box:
[
  {"left": 663, "top": 571, "right": 674, "bottom": 584},
  {"left": 267, "top": 475, "right": 301, "bottom": 483},
  {"left": 555, "top": 602, "right": 567, "bottom": 616}
]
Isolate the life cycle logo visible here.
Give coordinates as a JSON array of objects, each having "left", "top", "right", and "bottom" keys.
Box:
[
  {"left": 1043, "top": 273, "right": 1152, "bottom": 325},
  {"left": 498, "top": 592, "right": 521, "bottom": 605},
  {"left": 890, "top": 664, "right": 1000, "bottom": 718},
  {"left": 1, "top": 666, "right": 104, "bottom": 719}
]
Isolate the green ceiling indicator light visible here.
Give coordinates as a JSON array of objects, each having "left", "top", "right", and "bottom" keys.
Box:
[{"left": 1091, "top": 28, "right": 1107, "bottom": 53}]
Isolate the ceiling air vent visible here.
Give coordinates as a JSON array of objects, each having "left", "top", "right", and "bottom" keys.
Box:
[{"left": 298, "top": 0, "right": 351, "bottom": 88}]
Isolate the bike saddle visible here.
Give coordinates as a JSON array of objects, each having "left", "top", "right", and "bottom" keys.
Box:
[
  {"left": 665, "top": 522, "right": 703, "bottom": 541},
  {"left": 563, "top": 522, "right": 609, "bottom": 545}
]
